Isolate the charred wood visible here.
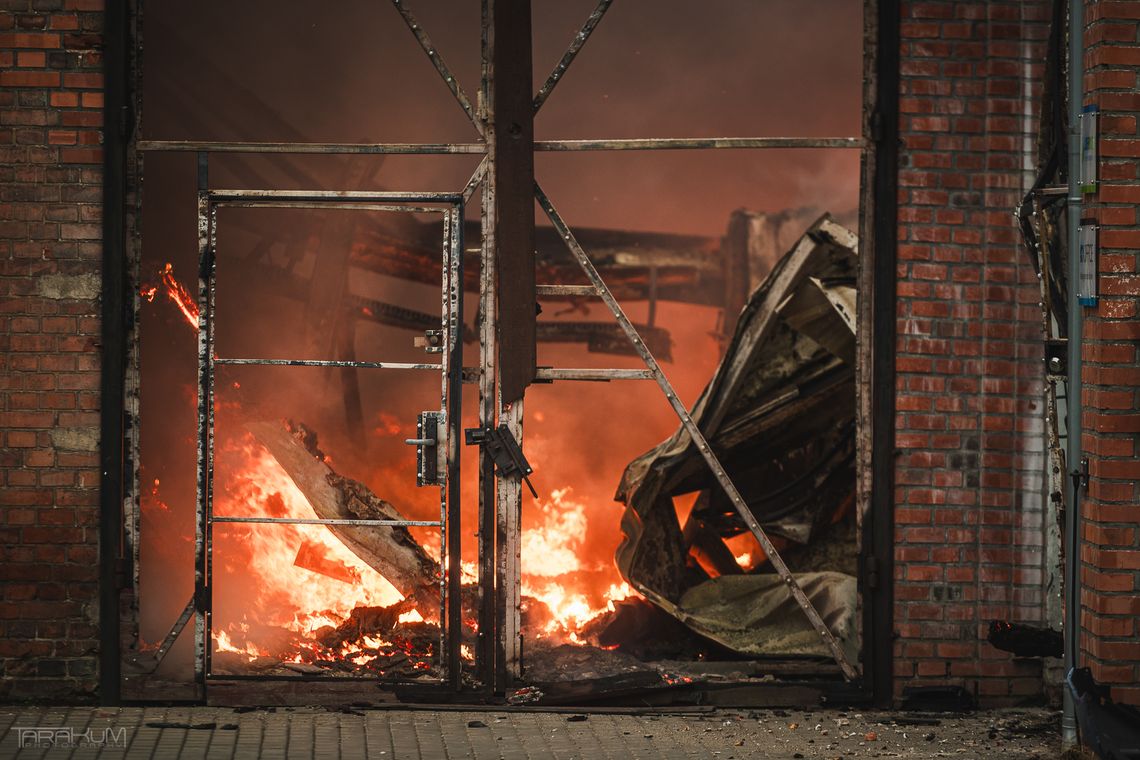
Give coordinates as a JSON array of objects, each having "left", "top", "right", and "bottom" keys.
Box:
[{"left": 246, "top": 419, "right": 441, "bottom": 609}]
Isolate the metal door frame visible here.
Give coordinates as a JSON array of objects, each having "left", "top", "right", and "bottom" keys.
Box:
[{"left": 192, "top": 182, "right": 467, "bottom": 690}]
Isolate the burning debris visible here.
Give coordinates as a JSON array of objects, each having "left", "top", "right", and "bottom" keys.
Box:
[
  {"left": 612, "top": 214, "right": 860, "bottom": 662},
  {"left": 246, "top": 419, "right": 441, "bottom": 610}
]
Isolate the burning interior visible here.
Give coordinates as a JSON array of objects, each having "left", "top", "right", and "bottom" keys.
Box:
[{"left": 126, "top": 0, "right": 868, "bottom": 705}]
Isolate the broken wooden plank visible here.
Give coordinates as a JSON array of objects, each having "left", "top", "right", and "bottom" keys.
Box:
[{"left": 246, "top": 420, "right": 440, "bottom": 609}]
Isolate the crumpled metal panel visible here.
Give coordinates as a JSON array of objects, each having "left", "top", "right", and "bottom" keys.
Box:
[{"left": 613, "top": 214, "right": 859, "bottom": 655}]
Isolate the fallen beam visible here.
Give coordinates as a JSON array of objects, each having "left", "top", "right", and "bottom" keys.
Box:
[{"left": 247, "top": 420, "right": 441, "bottom": 610}]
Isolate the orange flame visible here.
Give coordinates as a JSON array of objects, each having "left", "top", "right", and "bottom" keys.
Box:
[
  {"left": 520, "top": 488, "right": 641, "bottom": 640},
  {"left": 141, "top": 262, "right": 199, "bottom": 330}
]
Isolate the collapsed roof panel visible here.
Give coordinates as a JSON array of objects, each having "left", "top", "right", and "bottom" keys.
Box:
[{"left": 613, "top": 214, "right": 859, "bottom": 659}]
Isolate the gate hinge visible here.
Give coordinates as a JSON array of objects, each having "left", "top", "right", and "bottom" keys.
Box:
[
  {"left": 1071, "top": 457, "right": 1089, "bottom": 496},
  {"left": 870, "top": 107, "right": 884, "bottom": 143},
  {"left": 465, "top": 425, "right": 538, "bottom": 497},
  {"left": 193, "top": 583, "right": 208, "bottom": 613},
  {"left": 864, "top": 555, "right": 879, "bottom": 591}
]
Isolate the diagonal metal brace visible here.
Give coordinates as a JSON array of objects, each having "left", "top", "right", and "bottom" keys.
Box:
[
  {"left": 128, "top": 596, "right": 195, "bottom": 674},
  {"left": 533, "top": 0, "right": 613, "bottom": 113},
  {"left": 390, "top": 0, "right": 485, "bottom": 138},
  {"left": 534, "top": 181, "right": 858, "bottom": 681}
]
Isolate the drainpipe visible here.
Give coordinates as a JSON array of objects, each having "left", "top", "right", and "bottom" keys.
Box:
[{"left": 1061, "top": 0, "right": 1083, "bottom": 747}]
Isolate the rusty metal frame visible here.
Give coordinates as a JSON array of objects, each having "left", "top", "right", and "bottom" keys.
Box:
[
  {"left": 128, "top": 0, "right": 875, "bottom": 698},
  {"left": 193, "top": 186, "right": 466, "bottom": 687}
]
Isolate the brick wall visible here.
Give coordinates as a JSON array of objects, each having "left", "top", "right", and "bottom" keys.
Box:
[
  {"left": 892, "top": 0, "right": 1052, "bottom": 704},
  {"left": 0, "top": 0, "right": 105, "bottom": 700},
  {"left": 1079, "top": 0, "right": 1140, "bottom": 706}
]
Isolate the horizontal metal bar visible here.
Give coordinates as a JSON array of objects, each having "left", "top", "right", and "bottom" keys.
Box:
[
  {"left": 211, "top": 516, "right": 442, "bottom": 527},
  {"left": 535, "top": 137, "right": 864, "bottom": 151},
  {"left": 205, "top": 673, "right": 445, "bottom": 684},
  {"left": 137, "top": 140, "right": 485, "bottom": 154},
  {"left": 214, "top": 358, "right": 443, "bottom": 371},
  {"left": 215, "top": 202, "right": 446, "bottom": 213},
  {"left": 138, "top": 138, "right": 863, "bottom": 156},
  {"left": 535, "top": 367, "right": 654, "bottom": 381},
  {"left": 536, "top": 284, "right": 598, "bottom": 296},
  {"left": 208, "top": 189, "right": 464, "bottom": 204}
]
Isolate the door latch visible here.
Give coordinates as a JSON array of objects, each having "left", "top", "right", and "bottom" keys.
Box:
[
  {"left": 405, "top": 411, "right": 443, "bottom": 486},
  {"left": 465, "top": 425, "right": 538, "bottom": 497},
  {"left": 413, "top": 330, "right": 444, "bottom": 353}
]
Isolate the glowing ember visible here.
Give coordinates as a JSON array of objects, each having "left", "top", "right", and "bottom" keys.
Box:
[
  {"left": 397, "top": 609, "right": 424, "bottom": 625},
  {"left": 204, "top": 437, "right": 644, "bottom": 671},
  {"left": 209, "top": 435, "right": 409, "bottom": 661}
]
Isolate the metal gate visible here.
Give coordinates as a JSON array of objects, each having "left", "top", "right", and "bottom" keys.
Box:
[
  {"left": 192, "top": 182, "right": 467, "bottom": 689},
  {"left": 134, "top": 0, "right": 867, "bottom": 696}
]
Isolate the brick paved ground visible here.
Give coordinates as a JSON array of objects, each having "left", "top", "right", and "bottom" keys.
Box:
[{"left": 0, "top": 706, "right": 1058, "bottom": 759}]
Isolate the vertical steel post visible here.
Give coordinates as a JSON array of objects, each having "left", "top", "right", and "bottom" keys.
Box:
[
  {"left": 193, "top": 153, "right": 210, "bottom": 694},
  {"left": 444, "top": 205, "right": 465, "bottom": 688},
  {"left": 490, "top": 0, "right": 536, "bottom": 404},
  {"left": 98, "top": 0, "right": 128, "bottom": 706},
  {"left": 484, "top": 0, "right": 531, "bottom": 691},
  {"left": 476, "top": 0, "right": 498, "bottom": 688}
]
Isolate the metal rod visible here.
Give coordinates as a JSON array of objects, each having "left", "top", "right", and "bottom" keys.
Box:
[
  {"left": 215, "top": 202, "right": 447, "bottom": 213},
  {"left": 390, "top": 0, "right": 485, "bottom": 138},
  {"left": 214, "top": 358, "right": 442, "bottom": 371},
  {"left": 445, "top": 204, "right": 465, "bottom": 690},
  {"left": 535, "top": 367, "right": 654, "bottom": 381},
  {"left": 535, "top": 180, "right": 859, "bottom": 681},
  {"left": 203, "top": 190, "right": 218, "bottom": 685},
  {"left": 136, "top": 137, "right": 863, "bottom": 155},
  {"left": 202, "top": 673, "right": 445, "bottom": 684},
  {"left": 210, "top": 516, "right": 442, "bottom": 527},
  {"left": 150, "top": 598, "right": 195, "bottom": 668},
  {"left": 532, "top": 0, "right": 613, "bottom": 112},
  {"left": 207, "top": 189, "right": 464, "bottom": 203},
  {"left": 437, "top": 205, "right": 453, "bottom": 685},
  {"left": 136, "top": 139, "right": 485, "bottom": 154},
  {"left": 193, "top": 159, "right": 210, "bottom": 694},
  {"left": 535, "top": 137, "right": 864, "bottom": 151},
  {"left": 536, "top": 284, "right": 597, "bottom": 296},
  {"left": 462, "top": 157, "right": 489, "bottom": 205}
]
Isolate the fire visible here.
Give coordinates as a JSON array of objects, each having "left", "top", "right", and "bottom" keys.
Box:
[
  {"left": 521, "top": 488, "right": 587, "bottom": 577},
  {"left": 209, "top": 435, "right": 408, "bottom": 658},
  {"left": 520, "top": 488, "right": 641, "bottom": 640},
  {"left": 397, "top": 609, "right": 424, "bottom": 625},
  {"left": 141, "top": 262, "right": 199, "bottom": 330},
  {"left": 201, "top": 411, "right": 645, "bottom": 668}
]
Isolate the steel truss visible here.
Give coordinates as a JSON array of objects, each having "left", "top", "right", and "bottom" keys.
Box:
[{"left": 138, "top": 0, "right": 864, "bottom": 693}]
